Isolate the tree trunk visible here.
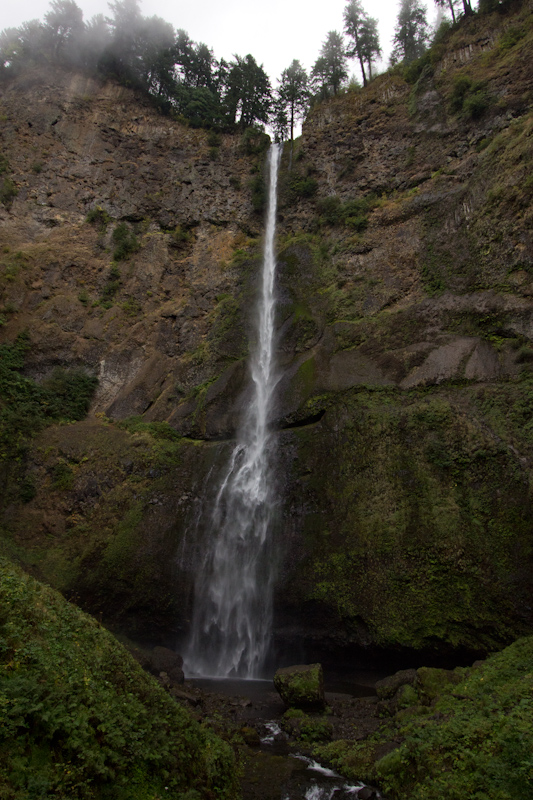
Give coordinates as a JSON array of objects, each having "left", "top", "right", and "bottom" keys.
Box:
[
  {"left": 448, "top": 0, "right": 457, "bottom": 23},
  {"left": 358, "top": 54, "right": 367, "bottom": 86},
  {"left": 290, "top": 102, "right": 294, "bottom": 143}
]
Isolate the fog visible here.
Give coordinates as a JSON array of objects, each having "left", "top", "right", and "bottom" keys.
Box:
[{"left": 2, "top": 0, "right": 438, "bottom": 84}]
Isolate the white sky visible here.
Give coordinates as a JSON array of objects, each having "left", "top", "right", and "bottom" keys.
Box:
[{"left": 1, "top": 0, "right": 440, "bottom": 87}]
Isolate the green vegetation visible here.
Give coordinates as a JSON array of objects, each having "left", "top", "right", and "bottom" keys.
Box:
[
  {"left": 168, "top": 224, "right": 194, "bottom": 249},
  {"left": 282, "top": 709, "right": 333, "bottom": 743},
  {"left": 0, "top": 155, "right": 17, "bottom": 208},
  {"left": 0, "top": 332, "right": 98, "bottom": 464},
  {"left": 112, "top": 222, "right": 139, "bottom": 261},
  {"left": 118, "top": 416, "right": 182, "bottom": 441},
  {"left": 250, "top": 174, "right": 266, "bottom": 213},
  {"left": 286, "top": 173, "right": 319, "bottom": 202},
  {"left": 317, "top": 636, "right": 533, "bottom": 800},
  {"left": 0, "top": 557, "right": 238, "bottom": 800},
  {"left": 100, "top": 264, "right": 121, "bottom": 306},
  {"left": 449, "top": 74, "right": 490, "bottom": 118},
  {"left": 317, "top": 194, "right": 378, "bottom": 230},
  {"left": 86, "top": 206, "right": 111, "bottom": 231},
  {"left": 0, "top": 177, "right": 17, "bottom": 207},
  {"left": 287, "top": 383, "right": 532, "bottom": 654}
]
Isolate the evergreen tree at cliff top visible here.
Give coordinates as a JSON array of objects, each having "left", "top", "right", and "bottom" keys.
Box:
[
  {"left": 0, "top": 0, "right": 273, "bottom": 132},
  {"left": 390, "top": 0, "right": 430, "bottom": 64},
  {"left": 275, "top": 59, "right": 309, "bottom": 142},
  {"left": 312, "top": 30, "right": 349, "bottom": 99},
  {"left": 343, "top": 0, "right": 382, "bottom": 86}
]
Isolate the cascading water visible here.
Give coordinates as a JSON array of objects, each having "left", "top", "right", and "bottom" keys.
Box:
[{"left": 185, "top": 143, "right": 282, "bottom": 678}]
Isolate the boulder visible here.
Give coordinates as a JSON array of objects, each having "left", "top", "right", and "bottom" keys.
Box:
[
  {"left": 375, "top": 668, "right": 417, "bottom": 700},
  {"left": 149, "top": 646, "right": 184, "bottom": 684},
  {"left": 415, "top": 666, "right": 462, "bottom": 702},
  {"left": 273, "top": 663, "right": 325, "bottom": 710}
]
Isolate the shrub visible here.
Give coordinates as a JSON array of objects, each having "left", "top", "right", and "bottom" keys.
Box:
[
  {"left": 169, "top": 224, "right": 193, "bottom": 249},
  {"left": 241, "top": 127, "right": 270, "bottom": 155},
  {"left": 121, "top": 297, "right": 142, "bottom": 317},
  {"left": 250, "top": 174, "right": 266, "bottom": 213},
  {"left": 288, "top": 174, "right": 319, "bottom": 200},
  {"left": 317, "top": 194, "right": 377, "bottom": 229},
  {"left": 112, "top": 222, "right": 139, "bottom": 261},
  {"left": 463, "top": 90, "right": 490, "bottom": 119},
  {"left": 449, "top": 75, "right": 474, "bottom": 113},
  {"left": 499, "top": 25, "right": 526, "bottom": 51},
  {"left": 86, "top": 206, "right": 111, "bottom": 230},
  {"left": 101, "top": 264, "right": 121, "bottom": 301},
  {"left": 0, "top": 559, "right": 238, "bottom": 800},
  {"left": 0, "top": 176, "right": 17, "bottom": 208},
  {"left": 449, "top": 75, "right": 490, "bottom": 119},
  {"left": 0, "top": 334, "right": 98, "bottom": 463},
  {"left": 207, "top": 131, "right": 221, "bottom": 147},
  {"left": 317, "top": 196, "right": 343, "bottom": 225}
]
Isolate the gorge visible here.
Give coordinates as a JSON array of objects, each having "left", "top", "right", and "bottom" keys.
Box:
[{"left": 1, "top": 1, "right": 533, "bottom": 797}]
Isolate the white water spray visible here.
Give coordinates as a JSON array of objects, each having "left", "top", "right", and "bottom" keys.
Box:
[{"left": 185, "top": 143, "right": 282, "bottom": 678}]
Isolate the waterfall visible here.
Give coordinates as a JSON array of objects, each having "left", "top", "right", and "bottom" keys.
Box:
[{"left": 185, "top": 143, "right": 282, "bottom": 678}]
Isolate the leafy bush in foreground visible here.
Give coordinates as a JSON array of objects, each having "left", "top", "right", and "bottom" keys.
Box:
[
  {"left": 0, "top": 558, "right": 239, "bottom": 799},
  {"left": 318, "top": 636, "right": 533, "bottom": 800},
  {"left": 0, "top": 332, "right": 98, "bottom": 462}
]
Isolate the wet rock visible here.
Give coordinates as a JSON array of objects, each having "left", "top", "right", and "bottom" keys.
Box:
[
  {"left": 274, "top": 663, "right": 325, "bottom": 710},
  {"left": 169, "top": 687, "right": 199, "bottom": 706},
  {"left": 148, "top": 646, "right": 184, "bottom": 684},
  {"left": 358, "top": 787, "right": 378, "bottom": 800},
  {"left": 375, "top": 668, "right": 417, "bottom": 700}
]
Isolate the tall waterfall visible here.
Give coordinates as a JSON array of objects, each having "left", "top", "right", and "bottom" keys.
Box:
[{"left": 185, "top": 143, "right": 282, "bottom": 678}]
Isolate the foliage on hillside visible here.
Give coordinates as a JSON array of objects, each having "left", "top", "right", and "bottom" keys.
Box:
[
  {"left": 0, "top": 557, "right": 239, "bottom": 800},
  {"left": 317, "top": 635, "right": 533, "bottom": 799},
  {"left": 0, "top": 331, "right": 97, "bottom": 465}
]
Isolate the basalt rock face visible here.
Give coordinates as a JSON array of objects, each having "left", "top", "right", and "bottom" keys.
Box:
[{"left": 2, "top": 5, "right": 533, "bottom": 662}]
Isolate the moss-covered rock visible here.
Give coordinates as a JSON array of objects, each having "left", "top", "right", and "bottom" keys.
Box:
[{"left": 273, "top": 663, "right": 325, "bottom": 710}]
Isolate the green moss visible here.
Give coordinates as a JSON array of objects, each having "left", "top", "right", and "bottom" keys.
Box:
[
  {"left": 288, "top": 385, "right": 532, "bottom": 653},
  {"left": 0, "top": 557, "right": 238, "bottom": 800},
  {"left": 376, "top": 637, "right": 533, "bottom": 799}
]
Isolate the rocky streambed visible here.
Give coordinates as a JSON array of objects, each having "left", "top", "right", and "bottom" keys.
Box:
[
  {"left": 128, "top": 647, "right": 386, "bottom": 799},
  {"left": 129, "top": 642, "right": 499, "bottom": 799}
]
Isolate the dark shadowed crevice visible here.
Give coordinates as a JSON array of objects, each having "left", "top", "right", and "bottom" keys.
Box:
[{"left": 279, "top": 410, "right": 326, "bottom": 429}]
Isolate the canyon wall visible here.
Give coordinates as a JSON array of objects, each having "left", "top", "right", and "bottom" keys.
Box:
[{"left": 1, "top": 3, "right": 533, "bottom": 666}]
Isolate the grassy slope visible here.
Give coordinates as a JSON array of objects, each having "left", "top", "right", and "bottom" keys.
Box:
[
  {"left": 0, "top": 558, "right": 239, "bottom": 800},
  {"left": 318, "top": 635, "right": 533, "bottom": 799}
]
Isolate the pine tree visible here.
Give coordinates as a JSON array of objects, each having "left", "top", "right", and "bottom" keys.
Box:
[
  {"left": 224, "top": 54, "right": 272, "bottom": 130},
  {"left": 343, "top": 0, "right": 381, "bottom": 86},
  {"left": 390, "top": 0, "right": 430, "bottom": 65},
  {"left": 312, "top": 31, "right": 348, "bottom": 99},
  {"left": 276, "top": 60, "right": 309, "bottom": 142}
]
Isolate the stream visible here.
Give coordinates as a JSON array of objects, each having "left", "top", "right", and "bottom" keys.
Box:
[{"left": 190, "top": 676, "right": 383, "bottom": 800}]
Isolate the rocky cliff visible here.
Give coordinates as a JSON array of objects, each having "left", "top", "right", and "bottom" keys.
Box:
[{"left": 1, "top": 2, "right": 533, "bottom": 667}]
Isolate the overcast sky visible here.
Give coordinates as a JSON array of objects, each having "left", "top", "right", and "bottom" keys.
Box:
[{"left": 1, "top": 0, "right": 440, "bottom": 87}]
